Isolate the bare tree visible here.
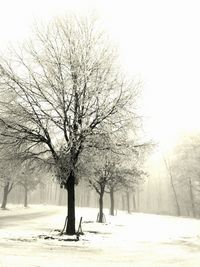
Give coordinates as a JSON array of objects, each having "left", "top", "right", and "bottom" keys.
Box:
[
  {"left": 1, "top": 181, "right": 14, "bottom": 209},
  {"left": 163, "top": 155, "right": 181, "bottom": 216},
  {"left": 120, "top": 167, "right": 147, "bottom": 214},
  {"left": 0, "top": 160, "right": 20, "bottom": 209},
  {"left": 106, "top": 169, "right": 122, "bottom": 216},
  {"left": 18, "top": 162, "right": 43, "bottom": 207},
  {"left": 88, "top": 152, "right": 115, "bottom": 222},
  {"left": 85, "top": 143, "right": 122, "bottom": 217},
  {"left": 0, "top": 16, "right": 139, "bottom": 234},
  {"left": 167, "top": 134, "right": 200, "bottom": 217}
]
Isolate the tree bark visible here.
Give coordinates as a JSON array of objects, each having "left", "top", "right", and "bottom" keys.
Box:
[
  {"left": 1, "top": 182, "right": 9, "bottom": 209},
  {"left": 98, "top": 192, "right": 104, "bottom": 222},
  {"left": 110, "top": 188, "right": 115, "bottom": 215},
  {"left": 65, "top": 172, "right": 76, "bottom": 235}
]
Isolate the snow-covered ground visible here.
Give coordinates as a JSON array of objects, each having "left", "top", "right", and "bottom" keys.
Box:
[{"left": 0, "top": 205, "right": 200, "bottom": 267}]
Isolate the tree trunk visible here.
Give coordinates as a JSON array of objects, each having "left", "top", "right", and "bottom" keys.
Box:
[
  {"left": 24, "top": 186, "right": 28, "bottom": 207},
  {"left": 126, "top": 191, "right": 131, "bottom": 214},
  {"left": 170, "top": 175, "right": 181, "bottom": 216},
  {"left": 132, "top": 192, "right": 136, "bottom": 211},
  {"left": 66, "top": 172, "right": 76, "bottom": 235},
  {"left": 188, "top": 177, "right": 196, "bottom": 217},
  {"left": 122, "top": 195, "right": 126, "bottom": 210},
  {"left": 98, "top": 192, "right": 104, "bottom": 222},
  {"left": 86, "top": 191, "right": 90, "bottom": 207},
  {"left": 54, "top": 184, "right": 58, "bottom": 203},
  {"left": 58, "top": 189, "right": 63, "bottom": 206},
  {"left": 1, "top": 182, "right": 9, "bottom": 209},
  {"left": 163, "top": 156, "right": 181, "bottom": 216},
  {"left": 39, "top": 183, "right": 44, "bottom": 204},
  {"left": 137, "top": 187, "right": 140, "bottom": 211},
  {"left": 110, "top": 188, "right": 114, "bottom": 215}
]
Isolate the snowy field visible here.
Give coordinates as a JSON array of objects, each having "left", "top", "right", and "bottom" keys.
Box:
[{"left": 0, "top": 205, "right": 200, "bottom": 267}]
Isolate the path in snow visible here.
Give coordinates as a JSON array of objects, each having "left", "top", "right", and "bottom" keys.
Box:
[{"left": 0, "top": 205, "right": 200, "bottom": 267}]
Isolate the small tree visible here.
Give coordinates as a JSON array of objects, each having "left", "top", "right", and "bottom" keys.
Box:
[
  {"left": 88, "top": 154, "right": 115, "bottom": 222},
  {"left": 106, "top": 169, "right": 122, "bottom": 216},
  {"left": 166, "top": 134, "right": 200, "bottom": 217},
  {"left": 120, "top": 167, "right": 146, "bottom": 214},
  {"left": 0, "top": 159, "right": 20, "bottom": 209},
  {"left": 163, "top": 155, "right": 181, "bottom": 216},
  {"left": 85, "top": 134, "right": 127, "bottom": 220},
  {"left": 104, "top": 160, "right": 125, "bottom": 216},
  {"left": 1, "top": 180, "right": 14, "bottom": 209},
  {"left": 18, "top": 163, "right": 43, "bottom": 207}
]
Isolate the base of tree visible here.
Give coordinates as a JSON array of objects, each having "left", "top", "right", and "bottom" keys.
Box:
[
  {"left": 38, "top": 227, "right": 84, "bottom": 241},
  {"left": 96, "top": 212, "right": 106, "bottom": 223},
  {"left": 38, "top": 232, "right": 80, "bottom": 242},
  {"left": 60, "top": 216, "right": 84, "bottom": 236},
  {"left": 1, "top": 207, "right": 9, "bottom": 210},
  {"left": 110, "top": 210, "right": 117, "bottom": 216}
]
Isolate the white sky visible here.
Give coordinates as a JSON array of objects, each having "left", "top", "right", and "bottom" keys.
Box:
[{"left": 0, "top": 0, "right": 200, "bottom": 150}]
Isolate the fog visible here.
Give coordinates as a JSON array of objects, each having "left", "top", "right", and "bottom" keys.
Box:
[{"left": 0, "top": 1, "right": 200, "bottom": 266}]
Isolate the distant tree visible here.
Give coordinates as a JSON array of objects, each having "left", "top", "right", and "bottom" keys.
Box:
[
  {"left": 120, "top": 167, "right": 146, "bottom": 213},
  {"left": 168, "top": 134, "right": 200, "bottom": 217},
  {"left": 163, "top": 155, "right": 181, "bottom": 216},
  {"left": 86, "top": 133, "right": 149, "bottom": 219},
  {"left": 106, "top": 165, "right": 122, "bottom": 216},
  {"left": 88, "top": 153, "right": 114, "bottom": 222},
  {"left": 1, "top": 180, "right": 14, "bottom": 209},
  {"left": 0, "top": 16, "right": 139, "bottom": 234},
  {"left": 85, "top": 141, "right": 122, "bottom": 218},
  {"left": 18, "top": 162, "right": 43, "bottom": 207},
  {"left": 105, "top": 163, "right": 147, "bottom": 215},
  {"left": 0, "top": 160, "right": 20, "bottom": 209}
]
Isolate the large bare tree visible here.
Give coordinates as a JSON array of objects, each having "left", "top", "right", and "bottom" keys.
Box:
[{"left": 0, "top": 16, "right": 139, "bottom": 234}]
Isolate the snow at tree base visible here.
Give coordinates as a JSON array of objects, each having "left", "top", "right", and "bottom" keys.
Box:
[{"left": 0, "top": 205, "right": 200, "bottom": 267}]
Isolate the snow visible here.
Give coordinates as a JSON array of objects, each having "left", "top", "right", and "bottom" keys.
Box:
[{"left": 1, "top": 205, "right": 200, "bottom": 266}]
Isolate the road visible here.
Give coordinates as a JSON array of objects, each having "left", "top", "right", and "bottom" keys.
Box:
[{"left": 0, "top": 205, "right": 66, "bottom": 238}]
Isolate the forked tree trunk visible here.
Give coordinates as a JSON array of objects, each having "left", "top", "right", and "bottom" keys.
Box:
[
  {"left": 1, "top": 182, "right": 10, "bottom": 209},
  {"left": 110, "top": 188, "right": 115, "bottom": 215},
  {"left": 66, "top": 172, "right": 76, "bottom": 235},
  {"left": 24, "top": 186, "right": 28, "bottom": 207}
]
